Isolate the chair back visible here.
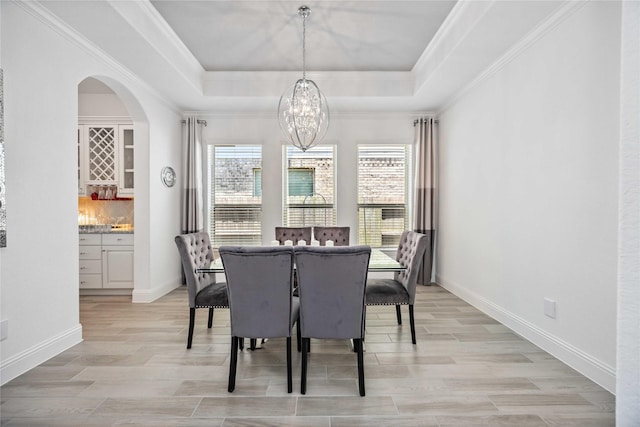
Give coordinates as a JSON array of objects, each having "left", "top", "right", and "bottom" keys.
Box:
[
  {"left": 175, "top": 232, "right": 216, "bottom": 307},
  {"left": 275, "top": 227, "right": 312, "bottom": 245},
  {"left": 219, "top": 246, "right": 296, "bottom": 338},
  {"left": 295, "top": 246, "right": 371, "bottom": 339},
  {"left": 312, "top": 226, "right": 350, "bottom": 246},
  {"left": 394, "top": 230, "right": 429, "bottom": 303}
]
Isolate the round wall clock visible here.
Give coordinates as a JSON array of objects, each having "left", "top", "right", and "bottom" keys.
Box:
[{"left": 161, "top": 166, "right": 176, "bottom": 187}]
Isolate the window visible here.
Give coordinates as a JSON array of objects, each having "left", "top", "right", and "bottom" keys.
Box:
[
  {"left": 283, "top": 145, "right": 336, "bottom": 227},
  {"left": 208, "top": 145, "right": 262, "bottom": 246},
  {"left": 357, "top": 145, "right": 411, "bottom": 247}
]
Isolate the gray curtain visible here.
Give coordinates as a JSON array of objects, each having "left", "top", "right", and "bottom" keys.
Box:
[
  {"left": 413, "top": 117, "right": 437, "bottom": 285},
  {"left": 181, "top": 117, "right": 204, "bottom": 234}
]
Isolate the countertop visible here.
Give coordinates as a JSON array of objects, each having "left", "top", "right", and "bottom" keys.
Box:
[
  {"left": 79, "top": 225, "right": 134, "bottom": 234},
  {"left": 79, "top": 230, "right": 134, "bottom": 234}
]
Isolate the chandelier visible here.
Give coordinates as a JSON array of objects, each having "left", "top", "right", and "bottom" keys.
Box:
[{"left": 278, "top": 5, "right": 329, "bottom": 152}]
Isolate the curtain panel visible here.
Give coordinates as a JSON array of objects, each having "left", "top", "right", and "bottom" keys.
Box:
[
  {"left": 181, "top": 117, "right": 204, "bottom": 234},
  {"left": 413, "top": 117, "right": 438, "bottom": 285}
]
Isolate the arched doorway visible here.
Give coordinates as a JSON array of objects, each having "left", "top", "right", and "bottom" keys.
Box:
[{"left": 77, "top": 76, "right": 149, "bottom": 300}]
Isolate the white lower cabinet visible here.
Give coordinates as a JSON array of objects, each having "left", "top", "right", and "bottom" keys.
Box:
[{"left": 80, "top": 233, "right": 134, "bottom": 289}]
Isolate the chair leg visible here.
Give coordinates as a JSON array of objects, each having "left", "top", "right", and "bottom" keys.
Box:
[
  {"left": 409, "top": 304, "right": 416, "bottom": 344},
  {"left": 250, "top": 339, "right": 257, "bottom": 351},
  {"left": 355, "top": 338, "right": 365, "bottom": 396},
  {"left": 301, "top": 338, "right": 309, "bottom": 394},
  {"left": 296, "top": 321, "right": 302, "bottom": 352},
  {"left": 187, "top": 308, "right": 195, "bottom": 349},
  {"left": 286, "top": 337, "right": 292, "bottom": 393},
  {"left": 239, "top": 338, "right": 244, "bottom": 351},
  {"left": 228, "top": 336, "right": 238, "bottom": 392},
  {"left": 395, "top": 305, "right": 402, "bottom": 325},
  {"left": 208, "top": 307, "right": 214, "bottom": 328}
]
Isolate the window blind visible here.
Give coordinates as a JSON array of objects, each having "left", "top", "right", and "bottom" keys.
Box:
[
  {"left": 283, "top": 145, "right": 336, "bottom": 227},
  {"left": 208, "top": 145, "right": 262, "bottom": 246},
  {"left": 357, "top": 145, "right": 411, "bottom": 247}
]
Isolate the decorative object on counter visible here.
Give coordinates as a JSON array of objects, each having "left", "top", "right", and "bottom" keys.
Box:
[
  {"left": 161, "top": 166, "right": 176, "bottom": 187},
  {"left": 87, "top": 185, "right": 124, "bottom": 200}
]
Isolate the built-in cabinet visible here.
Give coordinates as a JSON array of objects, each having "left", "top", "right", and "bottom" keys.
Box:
[
  {"left": 79, "top": 233, "right": 134, "bottom": 289},
  {"left": 78, "top": 121, "right": 134, "bottom": 197}
]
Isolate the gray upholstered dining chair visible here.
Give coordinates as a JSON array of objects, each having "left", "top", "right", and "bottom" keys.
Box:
[
  {"left": 175, "top": 232, "right": 228, "bottom": 349},
  {"left": 219, "top": 246, "right": 300, "bottom": 393},
  {"left": 275, "top": 226, "right": 312, "bottom": 245},
  {"left": 312, "top": 226, "right": 350, "bottom": 246},
  {"left": 294, "top": 245, "right": 371, "bottom": 396},
  {"left": 365, "top": 230, "right": 428, "bottom": 345}
]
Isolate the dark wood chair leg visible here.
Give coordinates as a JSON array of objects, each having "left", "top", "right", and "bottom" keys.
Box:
[
  {"left": 208, "top": 307, "right": 214, "bottom": 328},
  {"left": 301, "top": 338, "right": 308, "bottom": 394},
  {"left": 296, "top": 321, "right": 302, "bottom": 352},
  {"left": 228, "top": 336, "right": 238, "bottom": 392},
  {"left": 187, "top": 308, "right": 195, "bottom": 349},
  {"left": 395, "top": 305, "right": 402, "bottom": 325},
  {"left": 409, "top": 304, "right": 416, "bottom": 344},
  {"left": 250, "top": 339, "right": 257, "bottom": 351},
  {"left": 286, "top": 337, "right": 292, "bottom": 393},
  {"left": 239, "top": 338, "right": 244, "bottom": 351},
  {"left": 355, "top": 338, "right": 365, "bottom": 396}
]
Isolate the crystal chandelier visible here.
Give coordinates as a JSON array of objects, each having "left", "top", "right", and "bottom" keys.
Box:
[{"left": 278, "top": 5, "right": 329, "bottom": 152}]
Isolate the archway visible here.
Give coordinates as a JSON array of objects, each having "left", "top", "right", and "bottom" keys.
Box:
[{"left": 77, "top": 76, "right": 149, "bottom": 301}]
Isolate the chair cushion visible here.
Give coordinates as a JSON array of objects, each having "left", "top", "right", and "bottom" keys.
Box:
[
  {"left": 365, "top": 278, "right": 410, "bottom": 305},
  {"left": 195, "top": 281, "right": 228, "bottom": 308}
]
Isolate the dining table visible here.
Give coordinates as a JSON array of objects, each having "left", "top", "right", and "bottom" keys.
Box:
[
  {"left": 196, "top": 247, "right": 404, "bottom": 351},
  {"left": 196, "top": 248, "right": 405, "bottom": 274}
]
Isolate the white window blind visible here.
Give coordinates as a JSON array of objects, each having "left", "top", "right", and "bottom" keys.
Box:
[
  {"left": 283, "top": 145, "right": 336, "bottom": 227},
  {"left": 357, "top": 145, "right": 411, "bottom": 247},
  {"left": 208, "top": 145, "right": 262, "bottom": 246}
]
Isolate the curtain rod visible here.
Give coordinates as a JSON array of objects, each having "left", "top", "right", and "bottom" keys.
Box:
[
  {"left": 181, "top": 119, "right": 208, "bottom": 126},
  {"left": 413, "top": 118, "right": 439, "bottom": 126}
]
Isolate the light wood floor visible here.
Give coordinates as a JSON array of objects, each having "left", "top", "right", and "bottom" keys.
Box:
[{"left": 1, "top": 285, "right": 614, "bottom": 426}]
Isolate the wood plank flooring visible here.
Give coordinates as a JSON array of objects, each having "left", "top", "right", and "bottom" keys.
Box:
[{"left": 0, "top": 285, "right": 615, "bottom": 426}]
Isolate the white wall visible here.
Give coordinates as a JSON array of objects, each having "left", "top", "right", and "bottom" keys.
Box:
[
  {"left": 437, "top": 1, "right": 620, "bottom": 392},
  {"left": 0, "top": 2, "right": 182, "bottom": 384},
  {"left": 200, "top": 112, "right": 415, "bottom": 246},
  {"left": 79, "top": 93, "right": 130, "bottom": 117},
  {"left": 616, "top": 1, "right": 640, "bottom": 424}
]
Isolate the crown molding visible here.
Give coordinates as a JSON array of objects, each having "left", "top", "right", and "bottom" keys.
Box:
[
  {"left": 184, "top": 110, "right": 431, "bottom": 121},
  {"left": 107, "top": 0, "right": 204, "bottom": 95},
  {"left": 203, "top": 71, "right": 415, "bottom": 97},
  {"left": 437, "top": 0, "right": 589, "bottom": 116},
  {"left": 412, "top": 0, "right": 493, "bottom": 85},
  {"left": 14, "top": 0, "right": 181, "bottom": 115}
]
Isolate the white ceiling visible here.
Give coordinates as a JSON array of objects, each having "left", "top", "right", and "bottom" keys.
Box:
[
  {"left": 48, "top": 0, "right": 566, "bottom": 113},
  {"left": 150, "top": 1, "right": 457, "bottom": 73}
]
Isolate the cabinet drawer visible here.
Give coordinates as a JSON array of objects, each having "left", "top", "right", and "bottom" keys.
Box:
[
  {"left": 79, "top": 234, "right": 101, "bottom": 245},
  {"left": 102, "top": 234, "right": 133, "bottom": 245},
  {"left": 79, "top": 259, "right": 101, "bottom": 275},
  {"left": 79, "top": 245, "right": 101, "bottom": 260},
  {"left": 79, "top": 274, "right": 102, "bottom": 289}
]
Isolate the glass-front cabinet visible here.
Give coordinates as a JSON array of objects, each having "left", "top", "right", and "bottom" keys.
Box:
[
  {"left": 78, "top": 122, "right": 134, "bottom": 198},
  {"left": 118, "top": 125, "right": 134, "bottom": 197}
]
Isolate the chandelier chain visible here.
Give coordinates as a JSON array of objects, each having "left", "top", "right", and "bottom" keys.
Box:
[{"left": 301, "top": 8, "right": 307, "bottom": 80}]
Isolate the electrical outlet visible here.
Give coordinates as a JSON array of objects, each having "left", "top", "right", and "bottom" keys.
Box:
[
  {"left": 0, "top": 319, "right": 8, "bottom": 341},
  {"left": 544, "top": 298, "right": 556, "bottom": 319}
]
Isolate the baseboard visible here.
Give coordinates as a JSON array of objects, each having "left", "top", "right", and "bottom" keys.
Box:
[
  {"left": 131, "top": 278, "right": 181, "bottom": 303},
  {"left": 79, "top": 289, "right": 133, "bottom": 296},
  {"left": 0, "top": 324, "right": 83, "bottom": 386},
  {"left": 436, "top": 275, "right": 616, "bottom": 394}
]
